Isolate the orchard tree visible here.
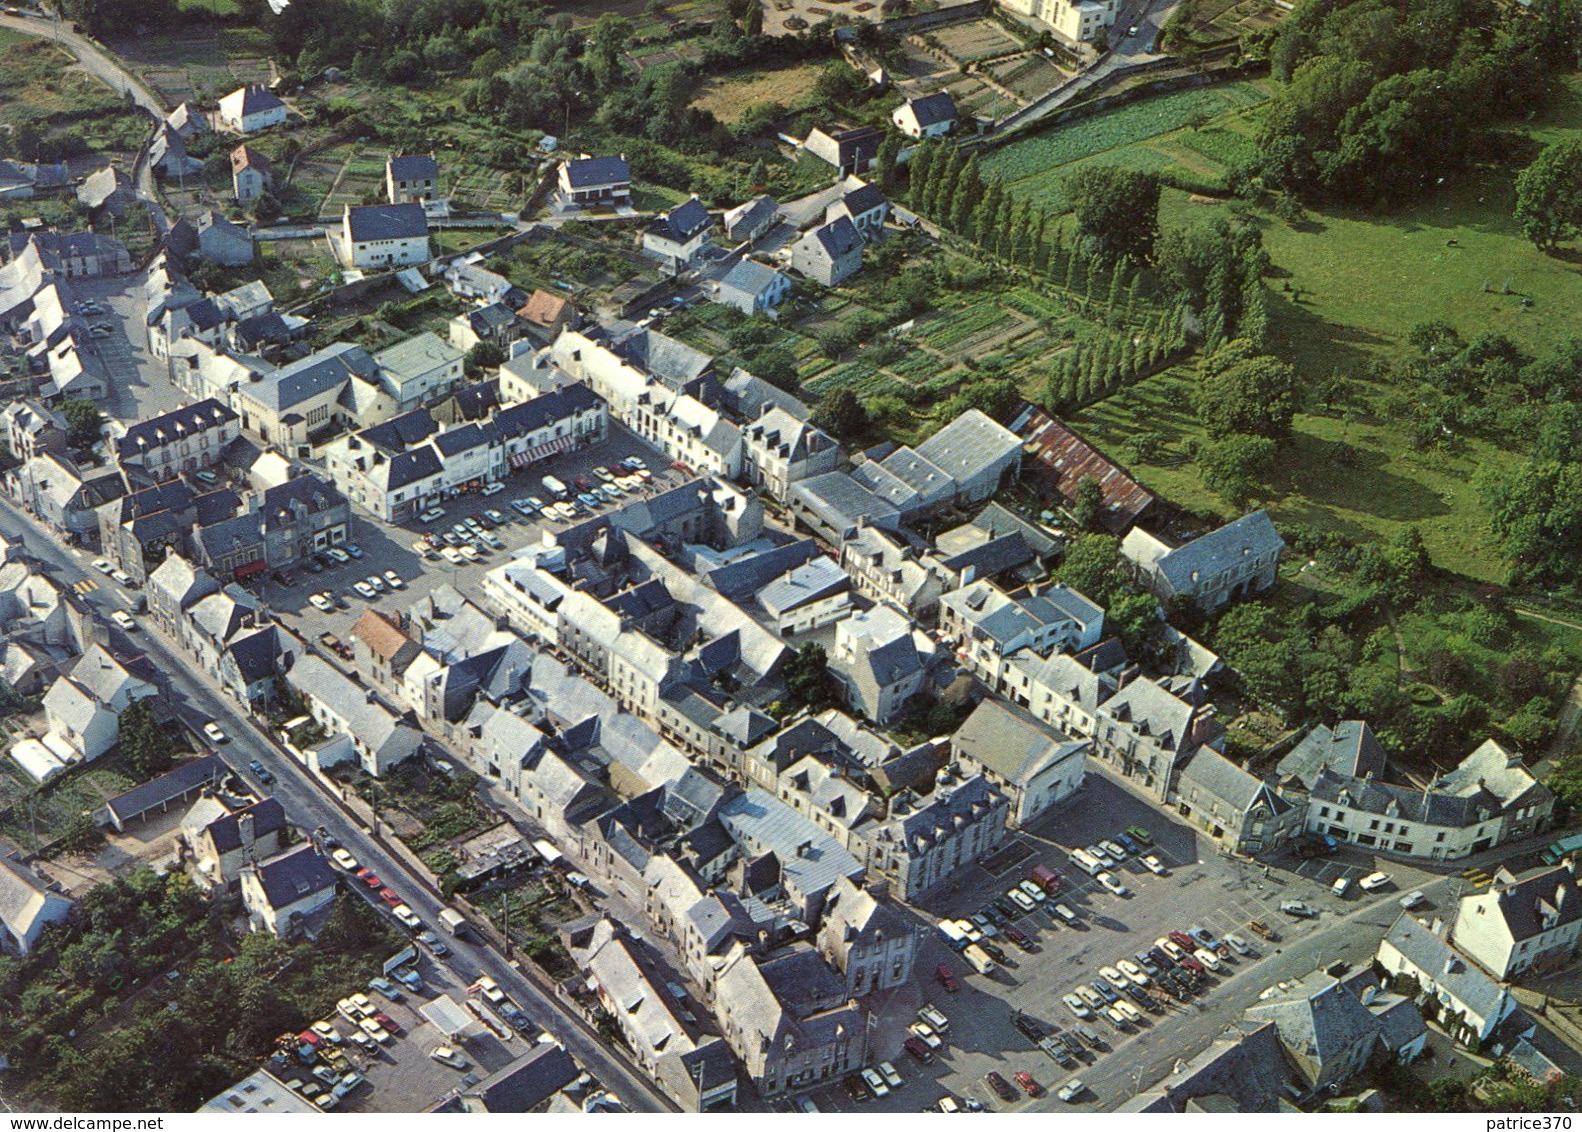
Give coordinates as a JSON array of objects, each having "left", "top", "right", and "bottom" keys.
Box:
[{"left": 1194, "top": 339, "right": 1299, "bottom": 441}]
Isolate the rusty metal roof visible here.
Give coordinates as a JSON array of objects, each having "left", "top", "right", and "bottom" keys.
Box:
[{"left": 1010, "top": 405, "right": 1154, "bottom": 534}]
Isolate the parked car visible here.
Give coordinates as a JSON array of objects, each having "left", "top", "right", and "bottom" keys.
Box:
[
  {"left": 936, "top": 964, "right": 959, "bottom": 992},
  {"left": 1141, "top": 854, "right": 1169, "bottom": 875},
  {"left": 1084, "top": 844, "right": 1115, "bottom": 868},
  {"left": 511, "top": 499, "right": 537, "bottom": 517},
  {"left": 392, "top": 904, "right": 422, "bottom": 930},
  {"left": 272, "top": 569, "right": 295, "bottom": 586},
  {"left": 1400, "top": 890, "right": 1427, "bottom": 910},
  {"left": 1193, "top": 947, "right": 1223, "bottom": 973},
  {"left": 1063, "top": 993, "right": 1092, "bottom": 1019},
  {"left": 1224, "top": 932, "right": 1253, "bottom": 956},
  {"left": 480, "top": 482, "right": 505, "bottom": 496},
  {"left": 430, "top": 1046, "right": 468, "bottom": 1069},
  {"left": 353, "top": 581, "right": 376, "bottom": 599},
  {"left": 908, "top": 1021, "right": 943, "bottom": 1049},
  {"left": 904, "top": 1036, "right": 934, "bottom": 1064},
  {"left": 368, "top": 976, "right": 403, "bottom": 1002},
  {"left": 1187, "top": 926, "right": 1221, "bottom": 951},
  {"left": 309, "top": 592, "right": 334, "bottom": 612},
  {"left": 861, "top": 1067, "right": 889, "bottom": 1099},
  {"left": 1113, "top": 832, "right": 1140, "bottom": 856},
  {"left": 919, "top": 1004, "right": 950, "bottom": 1032},
  {"left": 383, "top": 570, "right": 405, "bottom": 589},
  {"left": 1281, "top": 899, "right": 1318, "bottom": 918},
  {"left": 327, "top": 547, "right": 350, "bottom": 563},
  {"left": 1017, "top": 880, "right": 1047, "bottom": 904},
  {"left": 415, "top": 929, "right": 450, "bottom": 957},
  {"left": 1098, "top": 839, "right": 1129, "bottom": 861},
  {"left": 202, "top": 721, "right": 228, "bottom": 744},
  {"left": 1005, "top": 924, "right": 1034, "bottom": 951},
  {"left": 1097, "top": 872, "right": 1131, "bottom": 897},
  {"left": 1156, "top": 937, "right": 1186, "bottom": 962},
  {"left": 247, "top": 759, "right": 273, "bottom": 783},
  {"left": 1052, "top": 902, "right": 1079, "bottom": 925},
  {"left": 592, "top": 465, "right": 615, "bottom": 483},
  {"left": 472, "top": 976, "right": 507, "bottom": 1006},
  {"left": 344, "top": 544, "right": 363, "bottom": 559},
  {"left": 1116, "top": 959, "right": 1150, "bottom": 986},
  {"left": 1360, "top": 871, "right": 1393, "bottom": 892},
  {"left": 1007, "top": 887, "right": 1035, "bottom": 912},
  {"left": 985, "top": 1071, "right": 1017, "bottom": 1102},
  {"left": 419, "top": 507, "right": 446, "bottom": 523},
  {"left": 878, "top": 1061, "right": 903, "bottom": 1089},
  {"left": 1056, "top": 1079, "right": 1087, "bottom": 1102}
]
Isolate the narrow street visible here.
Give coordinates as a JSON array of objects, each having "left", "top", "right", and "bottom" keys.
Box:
[{"left": 0, "top": 495, "right": 676, "bottom": 1115}]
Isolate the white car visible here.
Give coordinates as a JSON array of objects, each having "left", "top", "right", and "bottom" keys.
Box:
[
  {"left": 384, "top": 570, "right": 405, "bottom": 589},
  {"left": 1113, "top": 999, "right": 1143, "bottom": 1024},
  {"left": 359, "top": 1017, "right": 392, "bottom": 1044},
  {"left": 861, "top": 1067, "right": 889, "bottom": 1099},
  {"left": 1098, "top": 839, "right": 1129, "bottom": 861},
  {"left": 908, "top": 1021, "right": 943, "bottom": 1048},
  {"left": 459, "top": 545, "right": 480, "bottom": 562},
  {"left": 309, "top": 592, "right": 333, "bottom": 612},
  {"left": 110, "top": 610, "right": 136, "bottom": 630},
  {"left": 1193, "top": 947, "right": 1223, "bottom": 973},
  {"left": 430, "top": 1046, "right": 468, "bottom": 1069},
  {"left": 419, "top": 507, "right": 446, "bottom": 523},
  {"left": 392, "top": 904, "right": 422, "bottom": 930},
  {"left": 1062, "top": 993, "right": 1091, "bottom": 1019},
  {"left": 92, "top": 559, "right": 113, "bottom": 574},
  {"left": 353, "top": 581, "right": 376, "bottom": 599},
  {"left": 1224, "top": 932, "right": 1253, "bottom": 956},
  {"left": 1018, "top": 880, "right": 1047, "bottom": 904},
  {"left": 1141, "top": 854, "right": 1168, "bottom": 875},
  {"left": 202, "top": 721, "right": 227, "bottom": 744},
  {"left": 440, "top": 546, "right": 463, "bottom": 563},
  {"left": 312, "top": 1021, "right": 343, "bottom": 1044},
  {"left": 1359, "top": 871, "right": 1392, "bottom": 892},
  {"left": 878, "top": 1061, "right": 902, "bottom": 1089},
  {"left": 480, "top": 482, "right": 505, "bottom": 496},
  {"left": 89, "top": 325, "right": 111, "bottom": 339},
  {"left": 1056, "top": 1080, "right": 1087, "bottom": 1102},
  {"left": 327, "top": 547, "right": 350, "bottom": 563},
  {"left": 1156, "top": 937, "right": 1186, "bottom": 962},
  {"left": 1400, "top": 890, "right": 1426, "bottom": 910},
  {"left": 918, "top": 1005, "right": 949, "bottom": 1032},
  {"left": 365, "top": 575, "right": 385, "bottom": 593},
  {"left": 1098, "top": 965, "right": 1127, "bottom": 987},
  {"left": 1007, "top": 888, "right": 1035, "bottom": 912},
  {"left": 1097, "top": 872, "right": 1131, "bottom": 897},
  {"left": 111, "top": 569, "right": 134, "bottom": 587},
  {"left": 472, "top": 976, "right": 507, "bottom": 1006},
  {"left": 1085, "top": 845, "right": 1115, "bottom": 868},
  {"left": 1116, "top": 959, "right": 1150, "bottom": 987},
  {"left": 331, "top": 849, "right": 359, "bottom": 870}
]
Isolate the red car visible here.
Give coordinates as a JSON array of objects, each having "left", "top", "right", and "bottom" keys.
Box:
[
  {"left": 904, "top": 1036, "right": 934, "bottom": 1064},
  {"left": 1168, "top": 931, "right": 1197, "bottom": 953},
  {"left": 379, "top": 888, "right": 403, "bottom": 907},
  {"left": 936, "top": 964, "right": 960, "bottom": 993},
  {"left": 1178, "top": 954, "right": 1207, "bottom": 976},
  {"left": 373, "top": 1010, "right": 402, "bottom": 1035},
  {"left": 361, "top": 872, "right": 382, "bottom": 889},
  {"left": 1005, "top": 925, "right": 1033, "bottom": 951},
  {"left": 1014, "top": 1072, "right": 1043, "bottom": 1098}
]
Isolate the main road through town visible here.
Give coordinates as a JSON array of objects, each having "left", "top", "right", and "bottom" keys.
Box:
[{"left": 0, "top": 494, "right": 676, "bottom": 1114}]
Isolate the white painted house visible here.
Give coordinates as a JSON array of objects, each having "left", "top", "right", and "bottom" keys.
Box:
[{"left": 217, "top": 85, "right": 287, "bottom": 134}]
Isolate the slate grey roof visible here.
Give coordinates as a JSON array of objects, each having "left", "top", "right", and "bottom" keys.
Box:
[
  {"left": 1178, "top": 748, "right": 1285, "bottom": 814},
  {"left": 952, "top": 698, "right": 1085, "bottom": 787},
  {"left": 698, "top": 539, "right": 819, "bottom": 601},
  {"left": 1382, "top": 913, "right": 1511, "bottom": 1022},
  {"left": 1309, "top": 767, "right": 1501, "bottom": 827},
  {"left": 1278, "top": 720, "right": 1388, "bottom": 790},
  {"left": 723, "top": 194, "right": 778, "bottom": 241},
  {"left": 250, "top": 843, "right": 336, "bottom": 909},
  {"left": 650, "top": 197, "right": 712, "bottom": 243},
  {"left": 790, "top": 472, "right": 900, "bottom": 537},
  {"left": 757, "top": 556, "right": 850, "bottom": 618},
  {"left": 905, "top": 92, "right": 958, "bottom": 128},
  {"left": 0, "top": 854, "right": 69, "bottom": 949},
  {"left": 1154, "top": 510, "right": 1284, "bottom": 593},
  {"left": 387, "top": 153, "right": 438, "bottom": 182},
  {"left": 839, "top": 181, "right": 887, "bottom": 218},
  {"left": 718, "top": 258, "right": 782, "bottom": 299},
  {"left": 1118, "top": 1022, "right": 1297, "bottom": 1113},
  {"left": 115, "top": 399, "right": 236, "bottom": 463},
  {"left": 229, "top": 84, "right": 284, "bottom": 116},
  {"left": 204, "top": 796, "right": 287, "bottom": 853},
  {"left": 386, "top": 446, "right": 444, "bottom": 490},
  {"left": 914, "top": 408, "right": 1021, "bottom": 484},
  {"left": 346, "top": 202, "right": 428, "bottom": 242},
  {"left": 809, "top": 215, "right": 862, "bottom": 261},
  {"left": 250, "top": 343, "right": 376, "bottom": 412},
  {"left": 719, "top": 787, "right": 864, "bottom": 899},
  {"left": 227, "top": 625, "right": 281, "bottom": 684},
  {"left": 564, "top": 156, "right": 630, "bottom": 189},
  {"left": 1483, "top": 865, "right": 1582, "bottom": 943},
  {"left": 1101, "top": 676, "right": 1196, "bottom": 752},
  {"left": 104, "top": 755, "right": 225, "bottom": 825},
  {"left": 614, "top": 328, "right": 711, "bottom": 388}
]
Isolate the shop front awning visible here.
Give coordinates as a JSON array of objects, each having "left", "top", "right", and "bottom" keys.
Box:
[
  {"left": 509, "top": 434, "right": 574, "bottom": 470},
  {"left": 234, "top": 559, "right": 268, "bottom": 579}
]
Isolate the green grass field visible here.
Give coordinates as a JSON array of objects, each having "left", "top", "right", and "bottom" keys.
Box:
[{"left": 981, "top": 81, "right": 1272, "bottom": 207}]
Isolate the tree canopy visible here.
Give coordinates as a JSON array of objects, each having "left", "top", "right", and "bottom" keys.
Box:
[
  {"left": 1514, "top": 140, "right": 1582, "bottom": 252},
  {"left": 1064, "top": 166, "right": 1160, "bottom": 264}
]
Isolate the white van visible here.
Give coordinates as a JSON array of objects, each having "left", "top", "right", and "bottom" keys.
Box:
[
  {"left": 1332, "top": 876, "right": 1351, "bottom": 897},
  {"left": 962, "top": 944, "right": 998, "bottom": 976},
  {"left": 1070, "top": 848, "right": 1104, "bottom": 876}
]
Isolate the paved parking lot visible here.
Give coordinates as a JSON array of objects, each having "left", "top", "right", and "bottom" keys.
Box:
[
  {"left": 799, "top": 768, "right": 1359, "bottom": 1114},
  {"left": 257, "top": 424, "right": 688, "bottom": 647},
  {"left": 70, "top": 275, "right": 188, "bottom": 424}
]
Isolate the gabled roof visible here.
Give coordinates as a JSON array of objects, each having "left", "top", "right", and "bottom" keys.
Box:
[
  {"left": 202, "top": 795, "right": 287, "bottom": 853},
  {"left": 1011, "top": 405, "right": 1154, "bottom": 532},
  {"left": 1148, "top": 510, "right": 1285, "bottom": 592},
  {"left": 116, "top": 398, "right": 235, "bottom": 460},
  {"left": 1383, "top": 913, "right": 1511, "bottom": 1022},
  {"left": 230, "top": 144, "right": 271, "bottom": 175},
  {"left": 1178, "top": 747, "right": 1287, "bottom": 815},
  {"left": 387, "top": 153, "right": 438, "bottom": 182},
  {"left": 649, "top": 197, "right": 712, "bottom": 243},
  {"left": 914, "top": 408, "right": 1021, "bottom": 483},
  {"left": 1278, "top": 720, "right": 1387, "bottom": 790},
  {"left": 953, "top": 698, "right": 1086, "bottom": 787},
  {"left": 723, "top": 194, "right": 778, "bottom": 239},
  {"left": 248, "top": 843, "right": 336, "bottom": 909},
  {"left": 223, "top": 84, "right": 284, "bottom": 117},
  {"left": 350, "top": 608, "right": 414, "bottom": 662},
  {"left": 904, "top": 91, "right": 958, "bottom": 128},
  {"left": 838, "top": 180, "right": 887, "bottom": 218},
  {"left": 104, "top": 755, "right": 225, "bottom": 825},
  {"left": 1476, "top": 865, "right": 1582, "bottom": 944},
  {"left": 757, "top": 556, "right": 850, "bottom": 618},
  {"left": 0, "top": 854, "right": 71, "bottom": 949},
  {"left": 563, "top": 155, "right": 630, "bottom": 189},
  {"left": 345, "top": 202, "right": 428, "bottom": 243},
  {"left": 519, "top": 288, "right": 574, "bottom": 328},
  {"left": 718, "top": 258, "right": 784, "bottom": 299},
  {"left": 805, "top": 215, "right": 863, "bottom": 261}
]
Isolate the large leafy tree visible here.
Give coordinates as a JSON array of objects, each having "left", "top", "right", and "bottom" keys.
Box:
[
  {"left": 1514, "top": 140, "right": 1582, "bottom": 252},
  {"left": 1476, "top": 457, "right": 1582, "bottom": 586},
  {"left": 1064, "top": 166, "right": 1160, "bottom": 264},
  {"left": 1194, "top": 340, "right": 1299, "bottom": 441}
]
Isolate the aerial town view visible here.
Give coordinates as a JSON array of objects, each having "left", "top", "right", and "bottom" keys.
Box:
[{"left": 1, "top": 0, "right": 1582, "bottom": 1118}]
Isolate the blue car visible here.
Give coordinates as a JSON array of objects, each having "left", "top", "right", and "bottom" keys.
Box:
[
  {"left": 1114, "top": 833, "right": 1140, "bottom": 856},
  {"left": 576, "top": 492, "right": 602, "bottom": 509},
  {"left": 1091, "top": 978, "right": 1119, "bottom": 1004}
]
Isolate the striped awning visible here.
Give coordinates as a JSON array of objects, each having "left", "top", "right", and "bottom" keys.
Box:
[{"left": 509, "top": 434, "right": 573, "bottom": 470}]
